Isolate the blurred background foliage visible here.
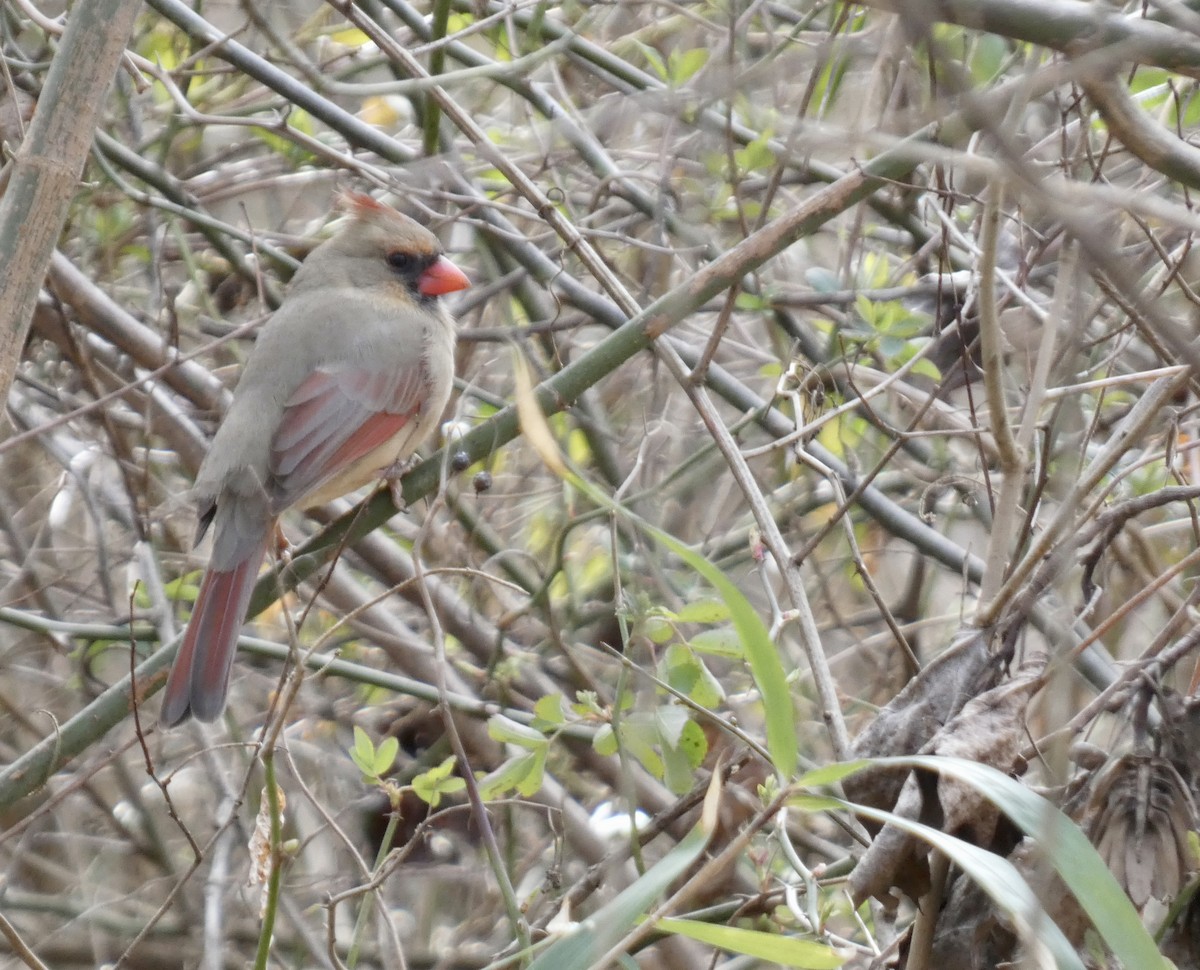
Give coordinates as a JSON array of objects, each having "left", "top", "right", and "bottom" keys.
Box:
[{"left": 3, "top": 0, "right": 1200, "bottom": 966}]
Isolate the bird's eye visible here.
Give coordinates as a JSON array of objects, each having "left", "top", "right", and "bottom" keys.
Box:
[{"left": 387, "top": 251, "right": 415, "bottom": 272}]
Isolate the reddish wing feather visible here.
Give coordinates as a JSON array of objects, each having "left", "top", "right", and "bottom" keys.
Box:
[
  {"left": 269, "top": 365, "right": 425, "bottom": 509},
  {"left": 324, "top": 409, "right": 411, "bottom": 469}
]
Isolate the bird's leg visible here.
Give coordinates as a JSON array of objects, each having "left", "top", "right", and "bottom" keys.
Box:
[
  {"left": 272, "top": 522, "right": 295, "bottom": 565},
  {"left": 383, "top": 455, "right": 420, "bottom": 511}
]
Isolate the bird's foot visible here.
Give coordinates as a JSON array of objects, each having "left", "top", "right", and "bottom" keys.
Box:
[
  {"left": 383, "top": 455, "right": 420, "bottom": 511},
  {"left": 272, "top": 523, "right": 295, "bottom": 565}
]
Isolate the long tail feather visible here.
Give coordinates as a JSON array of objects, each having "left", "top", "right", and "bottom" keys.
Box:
[{"left": 161, "top": 533, "right": 270, "bottom": 726}]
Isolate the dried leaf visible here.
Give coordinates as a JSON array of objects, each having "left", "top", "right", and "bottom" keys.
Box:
[
  {"left": 1087, "top": 755, "right": 1196, "bottom": 909},
  {"left": 845, "top": 629, "right": 999, "bottom": 812},
  {"left": 848, "top": 664, "right": 1041, "bottom": 906},
  {"left": 247, "top": 785, "right": 286, "bottom": 917}
]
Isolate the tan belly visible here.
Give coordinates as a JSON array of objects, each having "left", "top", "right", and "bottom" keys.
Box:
[{"left": 299, "top": 422, "right": 425, "bottom": 508}]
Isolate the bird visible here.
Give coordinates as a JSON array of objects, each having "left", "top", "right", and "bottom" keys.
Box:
[{"left": 160, "top": 192, "right": 469, "bottom": 727}]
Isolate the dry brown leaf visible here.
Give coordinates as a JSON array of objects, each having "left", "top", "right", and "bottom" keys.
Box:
[{"left": 248, "top": 785, "right": 286, "bottom": 918}]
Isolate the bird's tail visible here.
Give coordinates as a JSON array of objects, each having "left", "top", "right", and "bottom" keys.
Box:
[{"left": 160, "top": 534, "right": 270, "bottom": 726}]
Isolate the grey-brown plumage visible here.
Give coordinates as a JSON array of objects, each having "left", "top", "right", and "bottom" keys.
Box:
[{"left": 161, "top": 193, "right": 469, "bottom": 726}]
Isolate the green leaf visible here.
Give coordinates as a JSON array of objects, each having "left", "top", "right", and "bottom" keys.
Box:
[
  {"left": 643, "top": 529, "right": 796, "bottom": 777},
  {"left": 861, "top": 252, "right": 893, "bottom": 288},
  {"left": 663, "top": 643, "right": 699, "bottom": 694},
  {"left": 373, "top": 736, "right": 399, "bottom": 776},
  {"left": 663, "top": 643, "right": 724, "bottom": 708},
  {"left": 910, "top": 357, "right": 942, "bottom": 381},
  {"left": 594, "top": 723, "right": 618, "bottom": 756},
  {"left": 676, "top": 719, "right": 707, "bottom": 770},
  {"left": 655, "top": 918, "right": 845, "bottom": 968},
  {"left": 644, "top": 615, "right": 675, "bottom": 644},
  {"left": 1129, "top": 67, "right": 1168, "bottom": 95},
  {"left": 285, "top": 110, "right": 312, "bottom": 140},
  {"left": 328, "top": 27, "right": 371, "bottom": 47},
  {"left": 672, "top": 599, "right": 731, "bottom": 624},
  {"left": 412, "top": 755, "right": 463, "bottom": 808},
  {"left": 734, "top": 291, "right": 768, "bottom": 311},
  {"left": 854, "top": 294, "right": 877, "bottom": 328},
  {"left": 662, "top": 729, "right": 697, "bottom": 794},
  {"left": 567, "top": 427, "right": 593, "bottom": 466},
  {"left": 734, "top": 135, "right": 775, "bottom": 174},
  {"left": 478, "top": 749, "right": 545, "bottom": 799},
  {"left": 574, "top": 690, "right": 605, "bottom": 717},
  {"left": 690, "top": 660, "right": 725, "bottom": 709},
  {"left": 969, "top": 34, "right": 1007, "bottom": 83},
  {"left": 634, "top": 41, "right": 667, "bottom": 81},
  {"left": 688, "top": 627, "right": 744, "bottom": 658},
  {"left": 810, "top": 52, "right": 850, "bottom": 110},
  {"left": 162, "top": 571, "right": 202, "bottom": 601},
  {"left": 1182, "top": 90, "right": 1200, "bottom": 128},
  {"left": 138, "top": 22, "right": 183, "bottom": 70},
  {"left": 655, "top": 705, "right": 690, "bottom": 749},
  {"left": 488, "top": 713, "right": 549, "bottom": 748},
  {"left": 788, "top": 793, "right": 844, "bottom": 812},
  {"left": 795, "top": 759, "right": 872, "bottom": 788},
  {"left": 533, "top": 693, "right": 567, "bottom": 726},
  {"left": 351, "top": 726, "right": 377, "bottom": 777},
  {"left": 349, "top": 750, "right": 373, "bottom": 778},
  {"left": 517, "top": 746, "right": 547, "bottom": 797},
  {"left": 620, "top": 714, "right": 665, "bottom": 779},
  {"left": 420, "top": 754, "right": 457, "bottom": 783},
  {"left": 668, "top": 48, "right": 709, "bottom": 86}
]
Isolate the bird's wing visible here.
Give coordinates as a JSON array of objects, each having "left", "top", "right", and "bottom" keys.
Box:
[{"left": 268, "top": 363, "right": 426, "bottom": 509}]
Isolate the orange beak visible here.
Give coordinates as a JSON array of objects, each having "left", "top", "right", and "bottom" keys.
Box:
[{"left": 418, "top": 255, "right": 470, "bottom": 296}]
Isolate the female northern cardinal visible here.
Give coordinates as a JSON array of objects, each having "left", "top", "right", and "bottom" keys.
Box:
[{"left": 160, "top": 193, "right": 469, "bottom": 726}]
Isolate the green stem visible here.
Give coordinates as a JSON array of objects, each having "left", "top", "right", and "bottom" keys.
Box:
[
  {"left": 346, "top": 806, "right": 402, "bottom": 969},
  {"left": 422, "top": 0, "right": 451, "bottom": 155}
]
